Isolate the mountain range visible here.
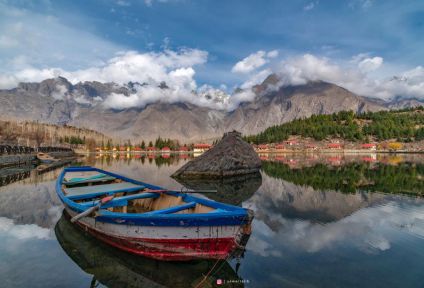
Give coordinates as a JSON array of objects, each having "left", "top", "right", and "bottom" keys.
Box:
[{"left": 0, "top": 74, "right": 422, "bottom": 142}]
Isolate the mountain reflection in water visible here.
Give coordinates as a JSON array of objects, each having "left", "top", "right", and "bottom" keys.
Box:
[{"left": 1, "top": 153, "right": 424, "bottom": 287}]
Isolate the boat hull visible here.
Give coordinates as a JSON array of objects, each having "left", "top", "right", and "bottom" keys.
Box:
[{"left": 65, "top": 208, "right": 246, "bottom": 261}]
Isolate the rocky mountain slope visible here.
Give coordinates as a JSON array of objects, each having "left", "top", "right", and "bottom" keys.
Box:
[{"left": 0, "top": 75, "right": 422, "bottom": 142}]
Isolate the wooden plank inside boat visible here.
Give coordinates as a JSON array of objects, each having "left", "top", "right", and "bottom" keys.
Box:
[{"left": 64, "top": 182, "right": 143, "bottom": 197}]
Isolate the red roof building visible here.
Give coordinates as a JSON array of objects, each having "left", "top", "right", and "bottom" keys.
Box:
[
  {"left": 275, "top": 144, "right": 285, "bottom": 150},
  {"left": 133, "top": 147, "right": 143, "bottom": 152},
  {"left": 285, "top": 140, "right": 297, "bottom": 146},
  {"left": 257, "top": 144, "right": 269, "bottom": 150},
  {"left": 146, "top": 146, "right": 157, "bottom": 151},
  {"left": 193, "top": 143, "right": 211, "bottom": 153},
  {"left": 361, "top": 143, "right": 377, "bottom": 149},
  {"left": 179, "top": 146, "right": 189, "bottom": 151},
  {"left": 193, "top": 143, "right": 211, "bottom": 149},
  {"left": 161, "top": 147, "right": 171, "bottom": 152},
  {"left": 328, "top": 143, "right": 343, "bottom": 149}
]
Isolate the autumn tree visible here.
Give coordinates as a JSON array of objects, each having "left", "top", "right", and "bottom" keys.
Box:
[
  {"left": 0, "top": 122, "right": 19, "bottom": 144},
  {"left": 85, "top": 138, "right": 97, "bottom": 152},
  {"left": 31, "top": 126, "right": 46, "bottom": 148}
]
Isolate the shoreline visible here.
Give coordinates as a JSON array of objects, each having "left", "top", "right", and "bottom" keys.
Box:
[{"left": 255, "top": 149, "right": 424, "bottom": 154}]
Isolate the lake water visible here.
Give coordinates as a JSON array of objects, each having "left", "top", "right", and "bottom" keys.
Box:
[{"left": 0, "top": 153, "right": 424, "bottom": 288}]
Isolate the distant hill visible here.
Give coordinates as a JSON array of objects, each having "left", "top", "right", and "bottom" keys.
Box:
[
  {"left": 0, "top": 74, "right": 423, "bottom": 142},
  {"left": 0, "top": 120, "right": 110, "bottom": 148},
  {"left": 244, "top": 107, "right": 424, "bottom": 143}
]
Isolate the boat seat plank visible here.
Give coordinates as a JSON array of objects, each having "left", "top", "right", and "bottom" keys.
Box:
[
  {"left": 65, "top": 182, "right": 144, "bottom": 199},
  {"left": 80, "top": 192, "right": 160, "bottom": 208},
  {"left": 144, "top": 201, "right": 197, "bottom": 215},
  {"left": 64, "top": 175, "right": 117, "bottom": 186},
  {"left": 208, "top": 208, "right": 227, "bottom": 213},
  {"left": 64, "top": 171, "right": 105, "bottom": 182}
]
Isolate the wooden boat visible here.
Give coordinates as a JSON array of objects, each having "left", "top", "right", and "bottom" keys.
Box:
[
  {"left": 56, "top": 166, "right": 253, "bottom": 261},
  {"left": 55, "top": 213, "right": 245, "bottom": 287},
  {"left": 36, "top": 152, "right": 57, "bottom": 163}
]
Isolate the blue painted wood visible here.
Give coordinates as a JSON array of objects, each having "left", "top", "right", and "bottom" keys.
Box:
[
  {"left": 144, "top": 201, "right": 196, "bottom": 215},
  {"left": 65, "top": 182, "right": 142, "bottom": 196},
  {"left": 80, "top": 192, "right": 160, "bottom": 208},
  {"left": 64, "top": 173, "right": 116, "bottom": 186},
  {"left": 67, "top": 186, "right": 146, "bottom": 201}
]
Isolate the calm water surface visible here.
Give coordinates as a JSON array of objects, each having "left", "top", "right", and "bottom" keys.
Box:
[{"left": 0, "top": 153, "right": 424, "bottom": 288}]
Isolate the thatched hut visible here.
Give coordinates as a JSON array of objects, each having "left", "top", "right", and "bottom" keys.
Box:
[{"left": 172, "top": 131, "right": 261, "bottom": 178}]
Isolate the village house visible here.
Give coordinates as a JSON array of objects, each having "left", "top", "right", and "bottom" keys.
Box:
[
  {"left": 161, "top": 147, "right": 171, "bottom": 152},
  {"left": 178, "top": 146, "right": 189, "bottom": 152},
  {"left": 328, "top": 143, "right": 343, "bottom": 150},
  {"left": 305, "top": 144, "right": 317, "bottom": 150},
  {"left": 361, "top": 143, "right": 377, "bottom": 151},
  {"left": 274, "top": 143, "right": 285, "bottom": 150},
  {"left": 255, "top": 144, "right": 269, "bottom": 151},
  {"left": 285, "top": 140, "right": 297, "bottom": 146},
  {"left": 193, "top": 143, "right": 211, "bottom": 154}
]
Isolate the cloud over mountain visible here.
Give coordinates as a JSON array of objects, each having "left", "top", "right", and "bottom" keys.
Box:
[
  {"left": 236, "top": 51, "right": 424, "bottom": 101},
  {"left": 232, "top": 50, "right": 278, "bottom": 74},
  {"left": 1, "top": 47, "right": 424, "bottom": 112}
]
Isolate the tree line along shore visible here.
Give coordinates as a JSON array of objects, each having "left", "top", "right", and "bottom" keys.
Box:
[
  {"left": 244, "top": 107, "right": 424, "bottom": 153},
  {"left": 1, "top": 107, "right": 423, "bottom": 153}
]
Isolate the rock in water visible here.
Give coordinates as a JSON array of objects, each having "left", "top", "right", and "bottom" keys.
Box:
[{"left": 172, "top": 131, "right": 261, "bottom": 178}]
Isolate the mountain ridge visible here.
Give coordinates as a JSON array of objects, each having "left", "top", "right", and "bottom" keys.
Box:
[{"left": 0, "top": 75, "right": 422, "bottom": 142}]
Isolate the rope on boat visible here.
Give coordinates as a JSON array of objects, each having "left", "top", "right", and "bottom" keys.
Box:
[{"left": 194, "top": 204, "right": 254, "bottom": 288}]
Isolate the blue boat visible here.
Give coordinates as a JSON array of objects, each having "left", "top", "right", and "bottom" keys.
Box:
[{"left": 56, "top": 166, "right": 253, "bottom": 261}]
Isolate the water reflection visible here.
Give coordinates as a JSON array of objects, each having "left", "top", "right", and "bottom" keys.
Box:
[
  {"left": 55, "top": 213, "right": 244, "bottom": 288},
  {"left": 1, "top": 153, "right": 424, "bottom": 287},
  {"left": 174, "top": 173, "right": 262, "bottom": 205},
  {"left": 240, "top": 162, "right": 424, "bottom": 287},
  {"left": 262, "top": 160, "right": 424, "bottom": 195}
]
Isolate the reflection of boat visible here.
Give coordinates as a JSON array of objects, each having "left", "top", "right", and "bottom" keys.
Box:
[
  {"left": 36, "top": 152, "right": 58, "bottom": 163},
  {"left": 175, "top": 173, "right": 262, "bottom": 206},
  {"left": 56, "top": 166, "right": 253, "bottom": 261},
  {"left": 55, "top": 213, "right": 244, "bottom": 288}
]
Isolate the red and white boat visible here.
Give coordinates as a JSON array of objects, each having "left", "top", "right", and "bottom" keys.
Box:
[{"left": 56, "top": 166, "right": 253, "bottom": 261}]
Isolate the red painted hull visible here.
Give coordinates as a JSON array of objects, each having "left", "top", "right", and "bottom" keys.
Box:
[{"left": 74, "top": 220, "right": 238, "bottom": 261}]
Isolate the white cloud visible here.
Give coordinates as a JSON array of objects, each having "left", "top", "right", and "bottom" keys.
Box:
[
  {"left": 304, "top": 1, "right": 318, "bottom": 11},
  {"left": 228, "top": 89, "right": 256, "bottom": 110},
  {"left": 144, "top": 0, "right": 169, "bottom": 6},
  {"left": 232, "top": 51, "right": 269, "bottom": 74},
  {"left": 0, "top": 2, "right": 122, "bottom": 74},
  {"left": 232, "top": 50, "right": 280, "bottom": 92},
  {"left": 0, "top": 217, "right": 51, "bottom": 240},
  {"left": 351, "top": 54, "right": 384, "bottom": 72},
  {"left": 0, "top": 49, "right": 207, "bottom": 87},
  {"left": 51, "top": 85, "right": 68, "bottom": 100},
  {"left": 272, "top": 53, "right": 424, "bottom": 100},
  {"left": 116, "top": 0, "right": 131, "bottom": 6},
  {"left": 240, "top": 68, "right": 272, "bottom": 89},
  {"left": 245, "top": 175, "right": 424, "bottom": 255},
  {"left": 358, "top": 57, "right": 383, "bottom": 72},
  {"left": 267, "top": 50, "right": 279, "bottom": 58}
]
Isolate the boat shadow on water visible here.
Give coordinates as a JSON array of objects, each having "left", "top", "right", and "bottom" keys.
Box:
[{"left": 55, "top": 213, "right": 245, "bottom": 288}]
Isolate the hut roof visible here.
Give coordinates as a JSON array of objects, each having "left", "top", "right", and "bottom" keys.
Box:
[{"left": 172, "top": 131, "right": 261, "bottom": 178}]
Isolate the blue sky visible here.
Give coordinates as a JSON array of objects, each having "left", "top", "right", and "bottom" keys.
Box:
[{"left": 1, "top": 0, "right": 424, "bottom": 104}]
